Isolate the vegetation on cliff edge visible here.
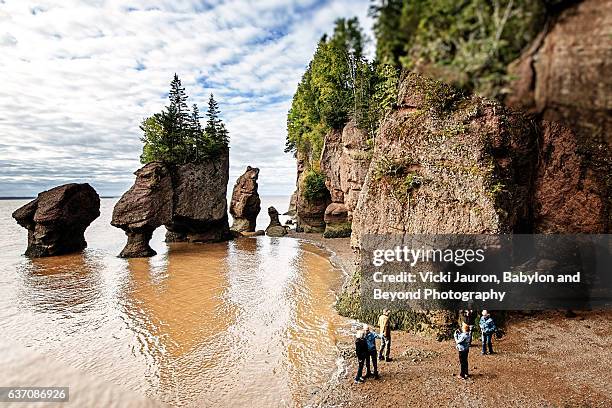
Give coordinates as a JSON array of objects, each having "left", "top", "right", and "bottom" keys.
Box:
[
  {"left": 369, "top": 0, "right": 546, "bottom": 100},
  {"left": 140, "top": 74, "right": 229, "bottom": 165}
]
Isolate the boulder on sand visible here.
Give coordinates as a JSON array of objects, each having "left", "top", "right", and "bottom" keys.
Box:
[
  {"left": 265, "top": 206, "right": 287, "bottom": 237},
  {"left": 13, "top": 183, "right": 100, "bottom": 257},
  {"left": 229, "top": 166, "right": 261, "bottom": 233}
]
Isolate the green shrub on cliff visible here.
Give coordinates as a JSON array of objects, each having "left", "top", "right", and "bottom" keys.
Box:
[
  {"left": 369, "top": 0, "right": 546, "bottom": 99},
  {"left": 302, "top": 169, "right": 329, "bottom": 203},
  {"left": 140, "top": 74, "right": 229, "bottom": 165}
]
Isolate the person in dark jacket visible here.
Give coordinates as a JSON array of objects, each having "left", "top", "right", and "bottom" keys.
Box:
[
  {"left": 454, "top": 322, "right": 472, "bottom": 379},
  {"left": 363, "top": 324, "right": 381, "bottom": 379},
  {"left": 479, "top": 310, "right": 496, "bottom": 355},
  {"left": 354, "top": 330, "right": 368, "bottom": 383},
  {"left": 460, "top": 301, "right": 477, "bottom": 330}
]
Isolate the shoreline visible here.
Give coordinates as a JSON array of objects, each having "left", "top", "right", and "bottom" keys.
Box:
[{"left": 288, "top": 232, "right": 612, "bottom": 408}]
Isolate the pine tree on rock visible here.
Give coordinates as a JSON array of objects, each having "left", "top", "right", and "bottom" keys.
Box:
[
  {"left": 140, "top": 76, "right": 229, "bottom": 165},
  {"left": 205, "top": 94, "right": 229, "bottom": 148}
]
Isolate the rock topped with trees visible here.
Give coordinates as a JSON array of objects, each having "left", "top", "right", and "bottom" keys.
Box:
[
  {"left": 229, "top": 166, "right": 261, "bottom": 233},
  {"left": 286, "top": 18, "right": 394, "bottom": 234},
  {"left": 112, "top": 74, "right": 231, "bottom": 257},
  {"left": 13, "top": 183, "right": 100, "bottom": 257}
]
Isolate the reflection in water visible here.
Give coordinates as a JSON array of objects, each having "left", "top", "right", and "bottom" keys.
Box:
[
  {"left": 16, "top": 252, "right": 104, "bottom": 314},
  {"left": 0, "top": 199, "right": 352, "bottom": 407}
]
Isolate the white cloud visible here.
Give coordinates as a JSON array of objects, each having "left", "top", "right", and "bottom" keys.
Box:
[{"left": 0, "top": 0, "right": 373, "bottom": 197}]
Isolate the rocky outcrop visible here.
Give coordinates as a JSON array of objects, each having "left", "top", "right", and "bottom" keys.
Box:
[
  {"left": 338, "top": 72, "right": 609, "bottom": 338},
  {"left": 319, "top": 120, "right": 371, "bottom": 238},
  {"left": 506, "top": 0, "right": 612, "bottom": 148},
  {"left": 285, "top": 191, "right": 297, "bottom": 216},
  {"left": 13, "top": 183, "right": 100, "bottom": 257},
  {"left": 265, "top": 206, "right": 287, "bottom": 237},
  {"left": 229, "top": 166, "right": 261, "bottom": 233},
  {"left": 112, "top": 149, "right": 231, "bottom": 257},
  {"left": 165, "top": 150, "right": 231, "bottom": 243},
  {"left": 294, "top": 150, "right": 330, "bottom": 233},
  {"left": 533, "top": 121, "right": 609, "bottom": 233},
  {"left": 111, "top": 162, "right": 173, "bottom": 257}
]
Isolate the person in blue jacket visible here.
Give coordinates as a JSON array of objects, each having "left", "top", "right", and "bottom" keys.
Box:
[
  {"left": 479, "top": 310, "right": 497, "bottom": 355},
  {"left": 363, "top": 324, "right": 381, "bottom": 379},
  {"left": 454, "top": 322, "right": 472, "bottom": 379}
]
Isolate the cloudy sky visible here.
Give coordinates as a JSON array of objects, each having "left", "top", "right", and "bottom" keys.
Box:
[{"left": 0, "top": 0, "right": 372, "bottom": 197}]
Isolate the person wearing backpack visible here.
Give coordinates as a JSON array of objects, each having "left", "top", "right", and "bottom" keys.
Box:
[
  {"left": 454, "top": 322, "right": 472, "bottom": 379},
  {"left": 479, "top": 310, "right": 497, "bottom": 355}
]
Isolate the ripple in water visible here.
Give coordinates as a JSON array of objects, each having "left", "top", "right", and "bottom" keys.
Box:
[{"left": 0, "top": 199, "right": 353, "bottom": 407}]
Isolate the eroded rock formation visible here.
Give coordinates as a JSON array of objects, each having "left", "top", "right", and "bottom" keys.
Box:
[
  {"left": 338, "top": 72, "right": 610, "bottom": 338},
  {"left": 13, "top": 183, "right": 100, "bottom": 257},
  {"left": 506, "top": 0, "right": 612, "bottom": 148},
  {"left": 229, "top": 166, "right": 261, "bottom": 233},
  {"left": 111, "top": 162, "right": 173, "bottom": 257},
  {"left": 320, "top": 120, "right": 371, "bottom": 238},
  {"left": 265, "top": 206, "right": 287, "bottom": 237},
  {"left": 294, "top": 150, "right": 330, "bottom": 233},
  {"left": 165, "top": 151, "right": 231, "bottom": 243},
  {"left": 112, "top": 149, "right": 231, "bottom": 257}
]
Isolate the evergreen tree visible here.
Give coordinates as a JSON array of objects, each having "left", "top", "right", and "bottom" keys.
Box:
[
  {"left": 169, "top": 73, "right": 190, "bottom": 129},
  {"left": 205, "top": 94, "right": 229, "bottom": 148},
  {"left": 140, "top": 75, "right": 229, "bottom": 164}
]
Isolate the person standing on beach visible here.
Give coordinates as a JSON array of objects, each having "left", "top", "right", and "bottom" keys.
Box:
[
  {"left": 460, "top": 301, "right": 476, "bottom": 330},
  {"left": 479, "top": 310, "right": 497, "bottom": 355},
  {"left": 378, "top": 309, "right": 392, "bottom": 362},
  {"left": 363, "top": 324, "right": 381, "bottom": 379},
  {"left": 454, "top": 322, "right": 472, "bottom": 379},
  {"left": 354, "top": 330, "right": 368, "bottom": 384}
]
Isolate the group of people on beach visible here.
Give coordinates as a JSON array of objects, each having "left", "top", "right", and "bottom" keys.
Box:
[
  {"left": 354, "top": 308, "right": 497, "bottom": 383},
  {"left": 353, "top": 309, "right": 392, "bottom": 383}
]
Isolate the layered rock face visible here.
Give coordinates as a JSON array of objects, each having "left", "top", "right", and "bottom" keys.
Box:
[
  {"left": 338, "top": 73, "right": 609, "bottom": 338},
  {"left": 506, "top": 0, "right": 612, "bottom": 148},
  {"left": 229, "top": 166, "right": 261, "bottom": 233},
  {"left": 112, "top": 149, "right": 231, "bottom": 257},
  {"left": 166, "top": 150, "right": 231, "bottom": 243},
  {"left": 13, "top": 183, "right": 100, "bottom": 257},
  {"left": 111, "top": 162, "right": 173, "bottom": 257},
  {"left": 320, "top": 120, "right": 371, "bottom": 238},
  {"left": 265, "top": 206, "right": 287, "bottom": 237}
]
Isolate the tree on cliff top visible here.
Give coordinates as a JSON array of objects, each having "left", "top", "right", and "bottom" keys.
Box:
[
  {"left": 285, "top": 17, "right": 370, "bottom": 160},
  {"left": 140, "top": 75, "right": 229, "bottom": 164},
  {"left": 369, "top": 0, "right": 546, "bottom": 99},
  {"left": 285, "top": 17, "right": 399, "bottom": 159}
]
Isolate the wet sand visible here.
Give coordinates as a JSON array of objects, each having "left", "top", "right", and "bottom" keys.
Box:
[{"left": 292, "top": 232, "right": 612, "bottom": 408}]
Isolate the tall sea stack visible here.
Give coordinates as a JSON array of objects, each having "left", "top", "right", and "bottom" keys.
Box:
[
  {"left": 229, "top": 166, "right": 261, "bottom": 233},
  {"left": 112, "top": 148, "right": 231, "bottom": 257}
]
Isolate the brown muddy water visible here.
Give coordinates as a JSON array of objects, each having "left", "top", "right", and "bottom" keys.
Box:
[{"left": 0, "top": 198, "right": 354, "bottom": 407}]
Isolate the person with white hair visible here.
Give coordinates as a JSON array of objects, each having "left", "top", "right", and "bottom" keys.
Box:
[
  {"left": 354, "top": 330, "right": 368, "bottom": 383},
  {"left": 454, "top": 322, "right": 472, "bottom": 379},
  {"left": 363, "top": 323, "right": 382, "bottom": 379},
  {"left": 479, "top": 310, "right": 497, "bottom": 355}
]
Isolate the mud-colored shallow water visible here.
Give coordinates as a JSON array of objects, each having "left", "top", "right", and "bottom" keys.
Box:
[{"left": 0, "top": 198, "right": 353, "bottom": 407}]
